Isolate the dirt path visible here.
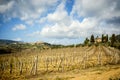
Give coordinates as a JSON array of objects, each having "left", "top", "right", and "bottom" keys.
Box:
[
  {"left": 24, "top": 65, "right": 120, "bottom": 80},
  {"left": 70, "top": 67, "right": 120, "bottom": 80}
]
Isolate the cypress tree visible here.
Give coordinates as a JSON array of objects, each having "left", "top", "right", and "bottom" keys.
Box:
[
  {"left": 90, "top": 34, "right": 95, "bottom": 44},
  {"left": 84, "top": 38, "right": 89, "bottom": 45},
  {"left": 111, "top": 34, "right": 116, "bottom": 47},
  {"left": 106, "top": 34, "right": 108, "bottom": 42},
  {"left": 102, "top": 34, "right": 104, "bottom": 43}
]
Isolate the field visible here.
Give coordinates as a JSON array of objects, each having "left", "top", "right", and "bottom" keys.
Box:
[{"left": 0, "top": 45, "right": 120, "bottom": 80}]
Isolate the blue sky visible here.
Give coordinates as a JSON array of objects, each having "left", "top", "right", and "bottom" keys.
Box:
[{"left": 0, "top": 0, "right": 120, "bottom": 45}]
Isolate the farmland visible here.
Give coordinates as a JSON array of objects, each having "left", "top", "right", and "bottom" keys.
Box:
[
  {"left": 0, "top": 45, "right": 120, "bottom": 80},
  {"left": 0, "top": 0, "right": 120, "bottom": 79}
]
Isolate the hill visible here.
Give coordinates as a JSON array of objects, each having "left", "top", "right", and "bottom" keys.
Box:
[
  {"left": 0, "top": 39, "right": 65, "bottom": 54},
  {"left": 0, "top": 39, "right": 22, "bottom": 45}
]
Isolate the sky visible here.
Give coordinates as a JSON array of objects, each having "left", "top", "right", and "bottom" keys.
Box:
[{"left": 0, "top": 0, "right": 120, "bottom": 45}]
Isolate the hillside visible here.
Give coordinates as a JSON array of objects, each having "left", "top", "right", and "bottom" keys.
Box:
[
  {"left": 0, "top": 45, "right": 120, "bottom": 80},
  {"left": 0, "top": 39, "right": 65, "bottom": 54}
]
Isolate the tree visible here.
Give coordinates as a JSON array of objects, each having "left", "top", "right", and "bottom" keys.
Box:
[
  {"left": 84, "top": 38, "right": 89, "bottom": 45},
  {"left": 112, "top": 34, "right": 120, "bottom": 49},
  {"left": 116, "top": 34, "right": 120, "bottom": 42},
  {"left": 102, "top": 34, "right": 104, "bottom": 43},
  {"left": 90, "top": 34, "right": 95, "bottom": 44},
  {"left": 102, "top": 34, "right": 108, "bottom": 43},
  {"left": 110, "top": 34, "right": 116, "bottom": 47},
  {"left": 106, "top": 34, "right": 108, "bottom": 42}
]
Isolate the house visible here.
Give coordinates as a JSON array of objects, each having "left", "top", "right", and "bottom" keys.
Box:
[{"left": 95, "top": 37, "right": 102, "bottom": 43}]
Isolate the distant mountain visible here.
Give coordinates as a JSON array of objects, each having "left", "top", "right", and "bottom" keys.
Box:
[
  {"left": 0, "top": 39, "right": 21, "bottom": 45},
  {"left": 0, "top": 39, "right": 66, "bottom": 54},
  {"left": 0, "top": 39, "right": 25, "bottom": 54},
  {"left": 0, "top": 39, "right": 50, "bottom": 54}
]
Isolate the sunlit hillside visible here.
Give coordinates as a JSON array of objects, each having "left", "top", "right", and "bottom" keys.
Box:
[{"left": 0, "top": 44, "right": 120, "bottom": 80}]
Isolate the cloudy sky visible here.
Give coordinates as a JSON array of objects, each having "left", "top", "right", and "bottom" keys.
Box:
[{"left": 0, "top": 0, "right": 120, "bottom": 44}]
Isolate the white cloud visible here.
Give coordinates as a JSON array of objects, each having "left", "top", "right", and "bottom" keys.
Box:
[
  {"left": 40, "top": 2, "right": 99, "bottom": 39},
  {"left": 38, "top": 2, "right": 71, "bottom": 25},
  {"left": 71, "top": 0, "right": 120, "bottom": 20},
  {"left": 13, "top": 38, "right": 22, "bottom": 41},
  {"left": 12, "top": 24, "right": 26, "bottom": 31},
  {"left": 26, "top": 20, "right": 34, "bottom": 26},
  {"left": 47, "top": 3, "right": 68, "bottom": 22},
  {"left": 40, "top": 0, "right": 120, "bottom": 39},
  {"left": 0, "top": 0, "right": 59, "bottom": 25},
  {"left": 0, "top": 1, "right": 14, "bottom": 13},
  {"left": 27, "top": 31, "right": 41, "bottom": 37},
  {"left": 1, "top": 0, "right": 120, "bottom": 42},
  {"left": 40, "top": 17, "right": 99, "bottom": 39}
]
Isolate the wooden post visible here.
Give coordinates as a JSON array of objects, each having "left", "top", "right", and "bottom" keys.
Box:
[
  {"left": 10, "top": 62, "right": 13, "bottom": 74},
  {"left": 58, "top": 57, "right": 63, "bottom": 71},
  {"left": 10, "top": 58, "right": 13, "bottom": 74},
  {"left": 19, "top": 61, "right": 23, "bottom": 75},
  {"left": 35, "top": 55, "right": 38, "bottom": 75},
  {"left": 0, "top": 62, "right": 5, "bottom": 74},
  {"left": 46, "top": 57, "right": 49, "bottom": 72},
  {"left": 31, "top": 55, "right": 38, "bottom": 75}
]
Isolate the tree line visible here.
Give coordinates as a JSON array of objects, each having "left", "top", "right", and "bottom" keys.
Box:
[{"left": 84, "top": 34, "right": 120, "bottom": 49}]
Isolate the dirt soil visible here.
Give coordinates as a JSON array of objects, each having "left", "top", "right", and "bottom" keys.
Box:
[{"left": 25, "top": 65, "right": 120, "bottom": 80}]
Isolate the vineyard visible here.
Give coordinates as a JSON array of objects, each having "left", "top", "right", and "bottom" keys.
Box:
[{"left": 0, "top": 45, "right": 120, "bottom": 80}]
